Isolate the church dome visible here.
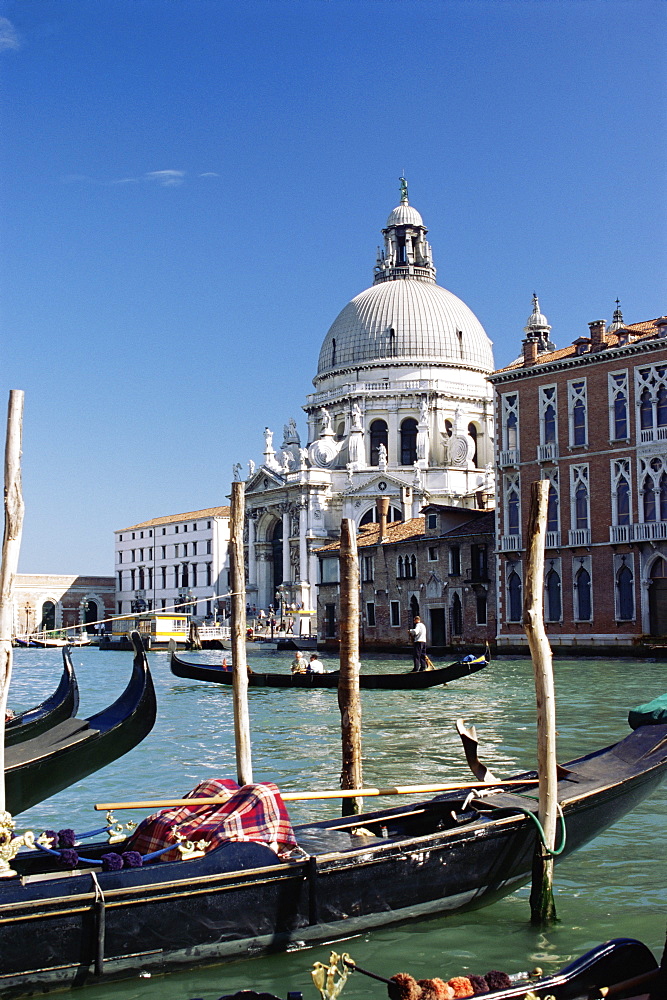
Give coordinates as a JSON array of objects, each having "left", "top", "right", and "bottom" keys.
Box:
[
  {"left": 386, "top": 202, "right": 424, "bottom": 228},
  {"left": 317, "top": 279, "right": 494, "bottom": 375},
  {"left": 316, "top": 182, "right": 494, "bottom": 379}
]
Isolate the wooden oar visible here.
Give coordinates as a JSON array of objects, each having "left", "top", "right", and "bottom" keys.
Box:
[{"left": 95, "top": 778, "right": 539, "bottom": 811}]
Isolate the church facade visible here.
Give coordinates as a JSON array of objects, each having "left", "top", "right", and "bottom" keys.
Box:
[{"left": 242, "top": 182, "right": 496, "bottom": 618}]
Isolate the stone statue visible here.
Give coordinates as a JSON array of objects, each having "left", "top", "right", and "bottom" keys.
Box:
[
  {"left": 399, "top": 175, "right": 408, "bottom": 203},
  {"left": 281, "top": 450, "right": 292, "bottom": 473},
  {"left": 417, "top": 398, "right": 429, "bottom": 463},
  {"left": 319, "top": 407, "right": 333, "bottom": 436},
  {"left": 264, "top": 427, "right": 273, "bottom": 450},
  {"left": 351, "top": 401, "right": 363, "bottom": 431},
  {"left": 232, "top": 463, "right": 242, "bottom": 482},
  {"left": 247, "top": 459, "right": 255, "bottom": 478},
  {"left": 378, "top": 443, "right": 388, "bottom": 472},
  {"left": 299, "top": 446, "right": 309, "bottom": 467},
  {"left": 283, "top": 417, "right": 300, "bottom": 445}
]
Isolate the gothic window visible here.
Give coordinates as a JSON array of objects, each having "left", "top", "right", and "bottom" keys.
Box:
[
  {"left": 640, "top": 388, "right": 653, "bottom": 430},
  {"left": 570, "top": 465, "right": 590, "bottom": 531},
  {"left": 658, "top": 386, "right": 667, "bottom": 428},
  {"left": 574, "top": 565, "right": 592, "bottom": 621},
  {"left": 616, "top": 561, "right": 634, "bottom": 620},
  {"left": 507, "top": 569, "right": 522, "bottom": 622},
  {"left": 409, "top": 554, "right": 417, "bottom": 578},
  {"left": 397, "top": 555, "right": 404, "bottom": 578},
  {"left": 400, "top": 418, "right": 418, "bottom": 465},
  {"left": 609, "top": 372, "right": 629, "bottom": 440},
  {"left": 568, "top": 379, "right": 588, "bottom": 446},
  {"left": 468, "top": 423, "right": 478, "bottom": 466},
  {"left": 539, "top": 385, "right": 557, "bottom": 445},
  {"left": 661, "top": 474, "right": 667, "bottom": 521},
  {"left": 451, "top": 593, "right": 463, "bottom": 635},
  {"left": 410, "top": 594, "right": 419, "bottom": 619},
  {"left": 611, "top": 459, "right": 632, "bottom": 526},
  {"left": 505, "top": 474, "right": 521, "bottom": 535},
  {"left": 643, "top": 475, "right": 656, "bottom": 521},
  {"left": 370, "top": 419, "right": 388, "bottom": 466},
  {"left": 542, "top": 469, "right": 559, "bottom": 535},
  {"left": 501, "top": 393, "right": 519, "bottom": 451},
  {"left": 545, "top": 566, "right": 562, "bottom": 622}
]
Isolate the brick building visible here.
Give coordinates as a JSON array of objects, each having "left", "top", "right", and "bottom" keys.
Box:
[
  {"left": 315, "top": 500, "right": 495, "bottom": 653},
  {"left": 12, "top": 574, "right": 116, "bottom": 638},
  {"left": 488, "top": 298, "right": 667, "bottom": 654}
]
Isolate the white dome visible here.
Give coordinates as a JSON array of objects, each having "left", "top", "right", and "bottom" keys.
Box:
[
  {"left": 386, "top": 203, "right": 424, "bottom": 228},
  {"left": 317, "top": 278, "right": 494, "bottom": 376}
]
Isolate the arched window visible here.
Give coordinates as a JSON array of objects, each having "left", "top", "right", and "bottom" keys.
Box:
[
  {"left": 545, "top": 568, "right": 561, "bottom": 622},
  {"left": 138, "top": 567, "right": 145, "bottom": 589},
  {"left": 575, "top": 567, "right": 592, "bottom": 621},
  {"left": 272, "top": 520, "right": 283, "bottom": 591},
  {"left": 507, "top": 571, "right": 522, "bottom": 622},
  {"left": 640, "top": 388, "right": 653, "bottom": 430},
  {"left": 508, "top": 488, "right": 520, "bottom": 535},
  {"left": 410, "top": 595, "right": 419, "bottom": 620},
  {"left": 572, "top": 398, "right": 586, "bottom": 446},
  {"left": 547, "top": 482, "right": 559, "bottom": 533},
  {"left": 360, "top": 505, "right": 403, "bottom": 526},
  {"left": 616, "top": 476, "right": 630, "bottom": 525},
  {"left": 643, "top": 476, "right": 656, "bottom": 521},
  {"left": 397, "top": 556, "right": 404, "bottom": 578},
  {"left": 544, "top": 404, "right": 556, "bottom": 445},
  {"left": 614, "top": 393, "right": 628, "bottom": 439},
  {"left": 468, "top": 423, "right": 478, "bottom": 466},
  {"left": 409, "top": 554, "right": 417, "bottom": 578},
  {"left": 451, "top": 593, "right": 463, "bottom": 635},
  {"left": 661, "top": 474, "right": 667, "bottom": 521},
  {"left": 331, "top": 338, "right": 336, "bottom": 367},
  {"left": 370, "top": 419, "right": 388, "bottom": 466},
  {"left": 400, "top": 418, "right": 418, "bottom": 465},
  {"left": 181, "top": 564, "right": 189, "bottom": 587},
  {"left": 658, "top": 386, "right": 667, "bottom": 428},
  {"left": 575, "top": 481, "right": 589, "bottom": 529},
  {"left": 506, "top": 410, "right": 517, "bottom": 450},
  {"left": 617, "top": 564, "right": 634, "bottom": 620}
]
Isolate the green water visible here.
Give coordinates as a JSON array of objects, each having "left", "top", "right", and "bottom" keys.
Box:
[{"left": 7, "top": 647, "right": 667, "bottom": 1000}]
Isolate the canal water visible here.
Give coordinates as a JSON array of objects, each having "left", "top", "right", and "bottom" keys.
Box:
[{"left": 7, "top": 646, "right": 667, "bottom": 1000}]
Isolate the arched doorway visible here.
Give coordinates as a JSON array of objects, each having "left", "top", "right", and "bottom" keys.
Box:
[
  {"left": 271, "top": 520, "right": 283, "bottom": 594},
  {"left": 85, "top": 600, "right": 98, "bottom": 634},
  {"left": 648, "top": 558, "right": 667, "bottom": 636},
  {"left": 40, "top": 601, "right": 56, "bottom": 632}
]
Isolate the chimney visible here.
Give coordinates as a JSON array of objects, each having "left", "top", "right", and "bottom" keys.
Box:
[
  {"left": 377, "top": 496, "right": 390, "bottom": 543},
  {"left": 589, "top": 319, "right": 608, "bottom": 351},
  {"left": 523, "top": 338, "right": 538, "bottom": 367}
]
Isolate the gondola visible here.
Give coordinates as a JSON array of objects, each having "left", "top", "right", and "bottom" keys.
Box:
[
  {"left": 2, "top": 718, "right": 666, "bottom": 995},
  {"left": 5, "top": 645, "right": 79, "bottom": 747},
  {"left": 170, "top": 650, "right": 489, "bottom": 689},
  {"left": 4, "top": 634, "right": 156, "bottom": 815}
]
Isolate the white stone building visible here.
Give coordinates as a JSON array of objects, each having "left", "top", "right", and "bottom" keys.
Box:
[
  {"left": 114, "top": 506, "right": 230, "bottom": 618},
  {"left": 242, "top": 181, "right": 495, "bottom": 614}
]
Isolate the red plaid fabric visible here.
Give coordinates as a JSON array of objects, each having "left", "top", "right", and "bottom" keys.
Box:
[{"left": 126, "top": 779, "right": 297, "bottom": 862}]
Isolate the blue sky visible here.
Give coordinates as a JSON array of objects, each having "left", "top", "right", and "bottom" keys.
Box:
[{"left": 2, "top": 0, "right": 665, "bottom": 575}]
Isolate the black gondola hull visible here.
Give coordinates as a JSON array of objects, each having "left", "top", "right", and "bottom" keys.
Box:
[
  {"left": 5, "top": 647, "right": 79, "bottom": 747},
  {"left": 4, "top": 635, "right": 156, "bottom": 815},
  {"left": 170, "top": 651, "right": 488, "bottom": 689},
  {"left": 1, "top": 723, "right": 666, "bottom": 996}
]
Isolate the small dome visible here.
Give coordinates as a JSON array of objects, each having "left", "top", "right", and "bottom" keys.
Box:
[
  {"left": 524, "top": 293, "right": 551, "bottom": 333},
  {"left": 386, "top": 203, "right": 424, "bottom": 228},
  {"left": 317, "top": 278, "right": 494, "bottom": 377}
]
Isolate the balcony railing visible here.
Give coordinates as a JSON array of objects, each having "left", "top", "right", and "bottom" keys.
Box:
[
  {"left": 609, "top": 524, "right": 632, "bottom": 543},
  {"left": 640, "top": 427, "right": 667, "bottom": 443},
  {"left": 545, "top": 531, "right": 561, "bottom": 548},
  {"left": 537, "top": 443, "right": 559, "bottom": 462},
  {"left": 499, "top": 448, "right": 520, "bottom": 467},
  {"left": 632, "top": 520, "right": 667, "bottom": 541},
  {"left": 568, "top": 528, "right": 591, "bottom": 546},
  {"left": 499, "top": 534, "right": 522, "bottom": 551}
]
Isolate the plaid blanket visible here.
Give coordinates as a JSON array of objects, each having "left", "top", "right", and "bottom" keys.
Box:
[{"left": 126, "top": 778, "right": 297, "bottom": 862}]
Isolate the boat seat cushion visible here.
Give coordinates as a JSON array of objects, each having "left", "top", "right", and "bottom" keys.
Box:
[{"left": 294, "top": 825, "right": 388, "bottom": 855}]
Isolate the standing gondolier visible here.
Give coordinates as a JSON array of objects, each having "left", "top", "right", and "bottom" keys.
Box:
[{"left": 409, "top": 616, "right": 427, "bottom": 672}]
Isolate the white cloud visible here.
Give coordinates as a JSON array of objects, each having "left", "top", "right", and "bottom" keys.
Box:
[
  {"left": 146, "top": 170, "right": 186, "bottom": 187},
  {"left": 0, "top": 16, "right": 20, "bottom": 51},
  {"left": 199, "top": 172, "right": 220, "bottom": 178}
]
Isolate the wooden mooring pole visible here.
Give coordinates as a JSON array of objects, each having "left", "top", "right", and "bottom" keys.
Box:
[
  {"left": 0, "top": 391, "right": 25, "bottom": 812},
  {"left": 230, "top": 480, "right": 253, "bottom": 785},
  {"left": 523, "top": 479, "right": 558, "bottom": 926},
  {"left": 338, "top": 518, "right": 363, "bottom": 816}
]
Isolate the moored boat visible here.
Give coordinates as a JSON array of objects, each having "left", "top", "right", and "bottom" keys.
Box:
[
  {"left": 4, "top": 634, "right": 156, "bottom": 815},
  {"left": 1, "top": 718, "right": 666, "bottom": 995},
  {"left": 170, "top": 650, "right": 489, "bottom": 690},
  {"left": 5, "top": 646, "right": 79, "bottom": 747}
]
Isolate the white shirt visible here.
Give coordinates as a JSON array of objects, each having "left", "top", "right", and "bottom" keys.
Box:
[
  {"left": 410, "top": 621, "right": 426, "bottom": 643},
  {"left": 308, "top": 658, "right": 325, "bottom": 673}
]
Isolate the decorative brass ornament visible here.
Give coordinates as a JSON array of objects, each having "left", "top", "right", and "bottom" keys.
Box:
[{"left": 311, "top": 951, "right": 353, "bottom": 1000}]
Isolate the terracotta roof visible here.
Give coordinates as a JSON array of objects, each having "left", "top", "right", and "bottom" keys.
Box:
[
  {"left": 493, "top": 317, "right": 666, "bottom": 374},
  {"left": 316, "top": 516, "right": 426, "bottom": 553},
  {"left": 118, "top": 506, "right": 230, "bottom": 532}
]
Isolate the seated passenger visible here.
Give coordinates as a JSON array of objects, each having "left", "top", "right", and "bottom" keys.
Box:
[
  {"left": 291, "top": 650, "right": 306, "bottom": 673},
  {"left": 307, "top": 654, "right": 326, "bottom": 674}
]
